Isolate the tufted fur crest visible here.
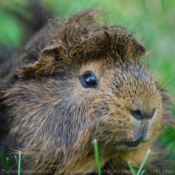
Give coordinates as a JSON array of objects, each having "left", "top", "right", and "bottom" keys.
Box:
[{"left": 0, "top": 9, "right": 174, "bottom": 175}]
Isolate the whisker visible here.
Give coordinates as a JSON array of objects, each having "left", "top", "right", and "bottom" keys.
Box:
[
  {"left": 161, "top": 126, "right": 175, "bottom": 138},
  {"left": 162, "top": 78, "right": 175, "bottom": 90},
  {"left": 159, "top": 72, "right": 175, "bottom": 89}
]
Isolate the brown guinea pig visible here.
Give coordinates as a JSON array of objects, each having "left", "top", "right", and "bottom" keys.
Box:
[{"left": 0, "top": 9, "right": 174, "bottom": 175}]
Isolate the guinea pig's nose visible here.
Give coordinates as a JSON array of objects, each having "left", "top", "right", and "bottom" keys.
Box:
[
  {"left": 131, "top": 109, "right": 155, "bottom": 120},
  {"left": 131, "top": 110, "right": 143, "bottom": 120}
]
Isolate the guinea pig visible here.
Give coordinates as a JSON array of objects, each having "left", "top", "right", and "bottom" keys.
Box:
[{"left": 0, "top": 9, "right": 174, "bottom": 175}]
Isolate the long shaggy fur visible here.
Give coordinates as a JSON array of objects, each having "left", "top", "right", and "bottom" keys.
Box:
[{"left": 0, "top": 8, "right": 174, "bottom": 175}]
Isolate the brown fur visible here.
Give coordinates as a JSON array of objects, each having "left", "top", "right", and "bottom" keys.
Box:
[{"left": 0, "top": 9, "right": 174, "bottom": 175}]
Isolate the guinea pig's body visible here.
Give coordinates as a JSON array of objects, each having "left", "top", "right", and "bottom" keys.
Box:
[{"left": 0, "top": 9, "right": 174, "bottom": 175}]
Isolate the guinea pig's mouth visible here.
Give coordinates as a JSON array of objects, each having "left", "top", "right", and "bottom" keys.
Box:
[
  {"left": 124, "top": 140, "right": 140, "bottom": 148},
  {"left": 119, "top": 140, "right": 141, "bottom": 150}
]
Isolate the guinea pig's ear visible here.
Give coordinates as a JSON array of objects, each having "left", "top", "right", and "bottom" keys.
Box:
[
  {"left": 124, "top": 37, "right": 146, "bottom": 59},
  {"left": 40, "top": 43, "right": 64, "bottom": 61},
  {"left": 19, "top": 43, "right": 66, "bottom": 80}
]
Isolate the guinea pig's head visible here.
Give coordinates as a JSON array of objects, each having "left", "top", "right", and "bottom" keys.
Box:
[{"left": 6, "top": 9, "right": 172, "bottom": 170}]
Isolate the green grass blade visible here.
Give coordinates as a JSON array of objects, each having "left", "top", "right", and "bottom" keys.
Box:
[
  {"left": 140, "top": 170, "right": 145, "bottom": 175},
  {"left": 93, "top": 139, "right": 101, "bottom": 175},
  {"left": 137, "top": 149, "right": 151, "bottom": 175},
  {"left": 128, "top": 161, "right": 137, "bottom": 175},
  {"left": 14, "top": 156, "right": 18, "bottom": 166},
  {"left": 18, "top": 151, "right": 22, "bottom": 175},
  {"left": 0, "top": 154, "right": 10, "bottom": 170},
  {"left": 0, "top": 154, "right": 10, "bottom": 175}
]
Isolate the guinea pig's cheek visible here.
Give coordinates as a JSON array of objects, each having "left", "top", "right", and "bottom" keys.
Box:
[{"left": 148, "top": 109, "right": 162, "bottom": 137}]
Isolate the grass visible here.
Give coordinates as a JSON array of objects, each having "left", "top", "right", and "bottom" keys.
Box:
[
  {"left": 16, "top": 151, "right": 22, "bottom": 175},
  {"left": 0, "top": 142, "right": 150, "bottom": 175},
  {"left": 93, "top": 140, "right": 151, "bottom": 175},
  {"left": 128, "top": 162, "right": 137, "bottom": 175},
  {"left": 93, "top": 139, "right": 102, "bottom": 175},
  {"left": 0, "top": 151, "right": 22, "bottom": 175},
  {"left": 128, "top": 149, "right": 151, "bottom": 175},
  {"left": 0, "top": 154, "right": 10, "bottom": 175}
]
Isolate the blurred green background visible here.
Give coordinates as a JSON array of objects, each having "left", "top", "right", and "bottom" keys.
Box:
[{"left": 0, "top": 0, "right": 175, "bottom": 165}]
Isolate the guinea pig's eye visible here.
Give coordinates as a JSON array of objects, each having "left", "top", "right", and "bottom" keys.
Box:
[{"left": 79, "top": 71, "right": 97, "bottom": 88}]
